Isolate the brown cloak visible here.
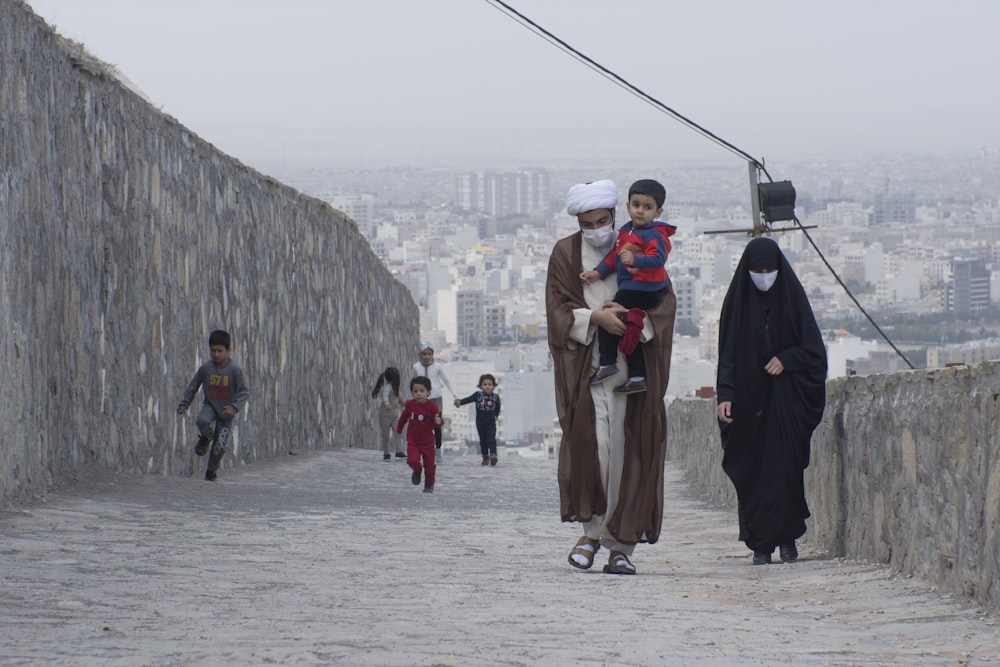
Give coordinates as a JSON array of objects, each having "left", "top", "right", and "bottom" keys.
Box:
[{"left": 546, "top": 232, "right": 676, "bottom": 545}]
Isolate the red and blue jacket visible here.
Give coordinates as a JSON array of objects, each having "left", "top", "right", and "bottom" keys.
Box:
[{"left": 595, "top": 220, "right": 676, "bottom": 291}]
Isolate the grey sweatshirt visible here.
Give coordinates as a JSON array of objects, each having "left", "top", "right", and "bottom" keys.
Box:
[{"left": 178, "top": 360, "right": 251, "bottom": 418}]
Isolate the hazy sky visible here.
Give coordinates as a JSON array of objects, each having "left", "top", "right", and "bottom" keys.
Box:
[{"left": 26, "top": 0, "right": 1000, "bottom": 173}]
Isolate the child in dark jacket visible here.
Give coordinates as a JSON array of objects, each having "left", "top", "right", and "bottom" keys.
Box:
[{"left": 455, "top": 374, "right": 502, "bottom": 466}]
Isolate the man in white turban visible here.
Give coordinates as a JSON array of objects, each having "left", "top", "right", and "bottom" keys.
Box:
[
  {"left": 565, "top": 179, "right": 619, "bottom": 217},
  {"left": 546, "top": 180, "right": 676, "bottom": 574}
]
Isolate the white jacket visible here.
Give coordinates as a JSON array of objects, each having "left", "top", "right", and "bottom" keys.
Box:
[{"left": 411, "top": 360, "right": 457, "bottom": 400}]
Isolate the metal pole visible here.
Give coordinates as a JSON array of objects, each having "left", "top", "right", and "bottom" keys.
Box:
[{"left": 748, "top": 161, "right": 762, "bottom": 236}]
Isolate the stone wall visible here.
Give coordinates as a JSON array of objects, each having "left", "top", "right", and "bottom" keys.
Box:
[
  {"left": 667, "top": 361, "right": 1000, "bottom": 609},
  {"left": 0, "top": 0, "right": 419, "bottom": 504}
]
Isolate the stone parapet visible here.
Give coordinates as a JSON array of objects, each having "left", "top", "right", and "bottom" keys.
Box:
[
  {"left": 0, "top": 1, "right": 418, "bottom": 504},
  {"left": 668, "top": 360, "right": 1000, "bottom": 608}
]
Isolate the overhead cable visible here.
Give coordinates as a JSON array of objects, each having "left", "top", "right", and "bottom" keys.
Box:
[
  {"left": 484, "top": 0, "right": 771, "bottom": 180},
  {"left": 486, "top": 0, "right": 915, "bottom": 369}
]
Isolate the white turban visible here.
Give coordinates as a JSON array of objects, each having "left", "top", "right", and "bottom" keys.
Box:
[{"left": 565, "top": 180, "right": 618, "bottom": 216}]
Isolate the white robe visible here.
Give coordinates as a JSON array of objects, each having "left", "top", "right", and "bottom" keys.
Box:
[{"left": 568, "top": 239, "right": 654, "bottom": 555}]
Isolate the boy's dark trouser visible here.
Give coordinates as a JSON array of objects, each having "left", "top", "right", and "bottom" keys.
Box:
[
  {"left": 597, "top": 289, "right": 662, "bottom": 378},
  {"left": 430, "top": 397, "right": 443, "bottom": 449},
  {"left": 477, "top": 421, "right": 497, "bottom": 456},
  {"left": 197, "top": 405, "right": 232, "bottom": 475}
]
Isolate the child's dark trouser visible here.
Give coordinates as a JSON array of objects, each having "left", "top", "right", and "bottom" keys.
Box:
[
  {"left": 207, "top": 421, "right": 231, "bottom": 475},
  {"left": 597, "top": 289, "right": 662, "bottom": 377},
  {"left": 197, "top": 405, "right": 233, "bottom": 475},
  {"left": 430, "top": 397, "right": 443, "bottom": 449},
  {"left": 477, "top": 422, "right": 497, "bottom": 457}
]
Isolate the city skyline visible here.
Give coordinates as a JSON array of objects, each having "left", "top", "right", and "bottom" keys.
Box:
[{"left": 26, "top": 0, "right": 1000, "bottom": 176}]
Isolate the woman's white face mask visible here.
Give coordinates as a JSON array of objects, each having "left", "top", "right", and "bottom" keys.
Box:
[
  {"left": 582, "top": 224, "right": 615, "bottom": 251},
  {"left": 749, "top": 270, "right": 778, "bottom": 292}
]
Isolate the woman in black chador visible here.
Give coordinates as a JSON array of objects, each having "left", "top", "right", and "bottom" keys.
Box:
[{"left": 716, "top": 237, "right": 827, "bottom": 565}]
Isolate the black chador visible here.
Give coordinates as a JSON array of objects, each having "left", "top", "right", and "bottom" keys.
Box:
[{"left": 716, "top": 238, "right": 827, "bottom": 555}]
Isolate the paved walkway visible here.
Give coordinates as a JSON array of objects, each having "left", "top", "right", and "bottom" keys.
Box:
[{"left": 2, "top": 447, "right": 999, "bottom": 666}]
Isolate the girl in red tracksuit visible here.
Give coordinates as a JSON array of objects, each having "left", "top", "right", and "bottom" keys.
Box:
[
  {"left": 580, "top": 179, "right": 676, "bottom": 395},
  {"left": 397, "top": 376, "right": 443, "bottom": 493}
]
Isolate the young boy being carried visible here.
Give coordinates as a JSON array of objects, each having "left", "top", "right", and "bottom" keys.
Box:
[
  {"left": 177, "top": 329, "right": 251, "bottom": 481},
  {"left": 580, "top": 179, "right": 675, "bottom": 395}
]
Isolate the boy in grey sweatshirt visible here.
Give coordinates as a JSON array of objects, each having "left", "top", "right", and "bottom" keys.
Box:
[{"left": 177, "top": 330, "right": 250, "bottom": 481}]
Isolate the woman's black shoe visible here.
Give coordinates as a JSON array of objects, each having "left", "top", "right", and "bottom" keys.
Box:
[
  {"left": 752, "top": 551, "right": 771, "bottom": 565},
  {"left": 779, "top": 543, "right": 798, "bottom": 562}
]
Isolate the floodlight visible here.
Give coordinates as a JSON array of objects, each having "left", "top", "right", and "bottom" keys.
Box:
[{"left": 758, "top": 181, "right": 796, "bottom": 223}]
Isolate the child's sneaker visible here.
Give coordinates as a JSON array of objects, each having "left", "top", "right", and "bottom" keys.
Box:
[
  {"left": 614, "top": 379, "right": 647, "bottom": 394},
  {"left": 383, "top": 452, "right": 392, "bottom": 462},
  {"left": 204, "top": 470, "right": 217, "bottom": 482},
  {"left": 411, "top": 469, "right": 421, "bottom": 485},
  {"left": 589, "top": 364, "right": 619, "bottom": 385},
  {"left": 195, "top": 436, "right": 210, "bottom": 456},
  {"left": 481, "top": 455, "right": 490, "bottom": 466},
  {"left": 490, "top": 453, "right": 499, "bottom": 466},
  {"left": 423, "top": 484, "right": 434, "bottom": 493}
]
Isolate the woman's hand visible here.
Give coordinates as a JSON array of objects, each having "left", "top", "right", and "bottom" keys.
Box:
[
  {"left": 717, "top": 401, "right": 733, "bottom": 424},
  {"left": 764, "top": 356, "right": 785, "bottom": 376}
]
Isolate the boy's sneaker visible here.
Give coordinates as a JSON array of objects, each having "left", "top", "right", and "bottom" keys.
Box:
[
  {"left": 395, "top": 452, "right": 406, "bottom": 459},
  {"left": 195, "top": 436, "right": 210, "bottom": 456},
  {"left": 614, "top": 379, "right": 647, "bottom": 394},
  {"left": 411, "top": 469, "right": 421, "bottom": 485},
  {"left": 423, "top": 485, "right": 434, "bottom": 493},
  {"left": 383, "top": 452, "right": 392, "bottom": 462},
  {"left": 204, "top": 470, "right": 218, "bottom": 482},
  {"left": 589, "top": 364, "right": 619, "bottom": 385},
  {"left": 481, "top": 455, "right": 490, "bottom": 466},
  {"left": 490, "top": 453, "right": 498, "bottom": 466}
]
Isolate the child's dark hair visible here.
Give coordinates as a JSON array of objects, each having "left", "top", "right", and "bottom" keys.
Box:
[
  {"left": 209, "top": 329, "right": 231, "bottom": 349},
  {"left": 479, "top": 373, "right": 497, "bottom": 387},
  {"left": 410, "top": 376, "right": 432, "bottom": 392},
  {"left": 371, "top": 367, "right": 401, "bottom": 399},
  {"left": 628, "top": 179, "right": 666, "bottom": 209}
]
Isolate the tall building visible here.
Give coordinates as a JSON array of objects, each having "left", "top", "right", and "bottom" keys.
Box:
[
  {"left": 672, "top": 273, "right": 700, "bottom": 323},
  {"left": 485, "top": 303, "right": 507, "bottom": 344},
  {"left": 947, "top": 259, "right": 990, "bottom": 316},
  {"left": 456, "top": 289, "right": 485, "bottom": 347},
  {"left": 455, "top": 170, "right": 549, "bottom": 217}
]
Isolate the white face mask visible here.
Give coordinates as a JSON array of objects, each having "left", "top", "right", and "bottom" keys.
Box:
[
  {"left": 749, "top": 270, "right": 778, "bottom": 292},
  {"left": 582, "top": 224, "right": 615, "bottom": 251}
]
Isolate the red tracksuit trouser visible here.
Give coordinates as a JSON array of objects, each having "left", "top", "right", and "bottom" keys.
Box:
[{"left": 408, "top": 441, "right": 436, "bottom": 486}]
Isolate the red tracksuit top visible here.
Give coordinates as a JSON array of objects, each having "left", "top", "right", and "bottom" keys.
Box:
[{"left": 397, "top": 399, "right": 441, "bottom": 447}]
